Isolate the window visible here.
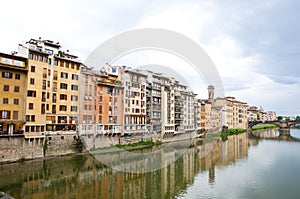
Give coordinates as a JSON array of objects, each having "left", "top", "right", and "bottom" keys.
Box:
[
  {"left": 39, "top": 55, "right": 43, "bottom": 62},
  {"left": 14, "top": 99, "right": 19, "bottom": 105},
  {"left": 72, "top": 74, "right": 78, "bottom": 80},
  {"left": 71, "top": 106, "right": 78, "bottom": 112},
  {"left": 13, "top": 111, "right": 18, "bottom": 120},
  {"left": 71, "top": 85, "right": 78, "bottom": 91},
  {"left": 26, "top": 115, "right": 30, "bottom": 122},
  {"left": 42, "top": 92, "right": 46, "bottom": 102},
  {"left": 15, "top": 74, "right": 20, "bottom": 79},
  {"left": 61, "top": 72, "right": 68, "bottom": 79},
  {"left": 53, "top": 71, "right": 58, "bottom": 80},
  {"left": 41, "top": 104, "right": 45, "bottom": 114},
  {"left": 34, "top": 54, "right": 38, "bottom": 61},
  {"left": 3, "top": 85, "right": 9, "bottom": 91},
  {"left": 2, "top": 72, "right": 12, "bottom": 78},
  {"left": 54, "top": 59, "right": 58, "bottom": 66},
  {"left": 31, "top": 115, "right": 35, "bottom": 122},
  {"left": 42, "top": 80, "right": 46, "bottom": 90},
  {"left": 43, "top": 56, "right": 48, "bottom": 63},
  {"left": 52, "top": 105, "right": 56, "bottom": 114},
  {"left": 27, "top": 90, "right": 36, "bottom": 97},
  {"left": 31, "top": 66, "right": 35, "bottom": 72},
  {"left": 60, "top": 94, "right": 67, "bottom": 100},
  {"left": 29, "top": 103, "right": 34, "bottom": 110},
  {"left": 71, "top": 95, "right": 78, "bottom": 101},
  {"left": 59, "top": 105, "right": 67, "bottom": 111},
  {"left": 0, "top": 110, "right": 10, "bottom": 119},
  {"left": 3, "top": 98, "right": 8, "bottom": 104},
  {"left": 52, "top": 94, "right": 57, "bottom": 103},
  {"left": 28, "top": 53, "right": 33, "bottom": 59},
  {"left": 60, "top": 83, "right": 68, "bottom": 89},
  {"left": 46, "top": 104, "right": 49, "bottom": 110},
  {"left": 14, "top": 86, "right": 20, "bottom": 92},
  {"left": 30, "top": 78, "right": 35, "bottom": 85},
  {"left": 48, "top": 58, "right": 51, "bottom": 65}
]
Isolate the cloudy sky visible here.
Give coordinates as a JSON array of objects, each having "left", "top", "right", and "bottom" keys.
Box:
[{"left": 1, "top": 0, "right": 299, "bottom": 116}]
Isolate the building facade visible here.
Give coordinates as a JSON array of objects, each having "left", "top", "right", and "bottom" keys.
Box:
[
  {"left": 0, "top": 52, "right": 27, "bottom": 135},
  {"left": 215, "top": 97, "right": 248, "bottom": 129},
  {"left": 18, "top": 38, "right": 81, "bottom": 136},
  {"left": 122, "top": 68, "right": 147, "bottom": 135}
]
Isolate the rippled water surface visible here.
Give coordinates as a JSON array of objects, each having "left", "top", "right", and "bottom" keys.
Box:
[{"left": 1, "top": 129, "right": 300, "bottom": 199}]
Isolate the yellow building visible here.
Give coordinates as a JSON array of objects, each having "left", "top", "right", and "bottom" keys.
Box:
[
  {"left": 0, "top": 52, "right": 27, "bottom": 135},
  {"left": 215, "top": 97, "right": 248, "bottom": 129},
  {"left": 18, "top": 38, "right": 81, "bottom": 136}
]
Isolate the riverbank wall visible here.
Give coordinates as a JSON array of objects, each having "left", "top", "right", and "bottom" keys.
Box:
[{"left": 0, "top": 131, "right": 196, "bottom": 163}]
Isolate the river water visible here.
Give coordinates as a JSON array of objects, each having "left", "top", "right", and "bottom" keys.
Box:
[{"left": 1, "top": 129, "right": 300, "bottom": 199}]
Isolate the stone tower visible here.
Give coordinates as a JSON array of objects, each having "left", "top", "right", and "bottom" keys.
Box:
[{"left": 208, "top": 85, "right": 215, "bottom": 104}]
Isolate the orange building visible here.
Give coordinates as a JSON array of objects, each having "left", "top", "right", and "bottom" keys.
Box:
[
  {"left": 0, "top": 52, "right": 27, "bottom": 135},
  {"left": 79, "top": 65, "right": 123, "bottom": 135}
]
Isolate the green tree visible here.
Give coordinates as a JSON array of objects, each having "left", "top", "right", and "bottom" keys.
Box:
[
  {"left": 296, "top": 116, "right": 300, "bottom": 121},
  {"left": 277, "top": 116, "right": 283, "bottom": 121}
]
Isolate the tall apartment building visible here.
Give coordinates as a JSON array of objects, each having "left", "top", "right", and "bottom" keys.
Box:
[
  {"left": 122, "top": 68, "right": 147, "bottom": 135},
  {"left": 79, "top": 65, "right": 124, "bottom": 135},
  {"left": 161, "top": 77, "right": 176, "bottom": 137},
  {"left": 215, "top": 97, "right": 248, "bottom": 129},
  {"left": 160, "top": 77, "right": 197, "bottom": 137},
  {"left": 18, "top": 38, "right": 81, "bottom": 136},
  {"left": 174, "top": 81, "right": 196, "bottom": 133},
  {"left": 0, "top": 52, "right": 27, "bottom": 135},
  {"left": 145, "top": 72, "right": 162, "bottom": 134}
]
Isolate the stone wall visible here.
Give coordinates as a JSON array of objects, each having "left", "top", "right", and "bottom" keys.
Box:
[
  {"left": 0, "top": 134, "right": 77, "bottom": 163},
  {"left": 45, "top": 134, "right": 77, "bottom": 156},
  {"left": 0, "top": 135, "right": 44, "bottom": 162}
]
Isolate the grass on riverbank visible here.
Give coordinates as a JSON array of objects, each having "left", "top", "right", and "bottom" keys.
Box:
[
  {"left": 115, "top": 140, "right": 154, "bottom": 148},
  {"left": 252, "top": 124, "right": 278, "bottom": 131},
  {"left": 204, "top": 128, "right": 246, "bottom": 140}
]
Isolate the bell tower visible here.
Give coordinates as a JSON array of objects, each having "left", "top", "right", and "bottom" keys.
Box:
[{"left": 208, "top": 85, "right": 214, "bottom": 104}]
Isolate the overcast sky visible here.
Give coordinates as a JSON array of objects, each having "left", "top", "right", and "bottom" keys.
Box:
[{"left": 1, "top": 0, "right": 299, "bottom": 116}]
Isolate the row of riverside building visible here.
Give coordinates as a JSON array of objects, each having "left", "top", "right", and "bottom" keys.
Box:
[{"left": 0, "top": 38, "right": 277, "bottom": 139}]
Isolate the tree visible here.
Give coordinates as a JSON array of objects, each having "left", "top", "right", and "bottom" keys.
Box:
[
  {"left": 277, "top": 116, "right": 283, "bottom": 121},
  {"left": 296, "top": 116, "right": 300, "bottom": 121}
]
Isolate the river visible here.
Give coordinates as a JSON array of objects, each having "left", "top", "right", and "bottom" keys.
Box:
[{"left": 1, "top": 129, "right": 300, "bottom": 199}]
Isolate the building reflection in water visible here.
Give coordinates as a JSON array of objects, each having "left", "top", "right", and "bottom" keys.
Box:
[{"left": 0, "top": 133, "right": 248, "bottom": 199}]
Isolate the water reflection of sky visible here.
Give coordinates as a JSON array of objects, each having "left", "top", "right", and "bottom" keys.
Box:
[{"left": 178, "top": 129, "right": 300, "bottom": 199}]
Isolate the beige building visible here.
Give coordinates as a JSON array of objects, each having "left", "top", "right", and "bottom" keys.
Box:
[
  {"left": 0, "top": 52, "right": 27, "bottom": 135},
  {"left": 247, "top": 106, "right": 269, "bottom": 122},
  {"left": 18, "top": 38, "right": 81, "bottom": 136},
  {"left": 215, "top": 97, "right": 248, "bottom": 129},
  {"left": 122, "top": 68, "right": 147, "bottom": 135},
  {"left": 267, "top": 111, "right": 277, "bottom": 121}
]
